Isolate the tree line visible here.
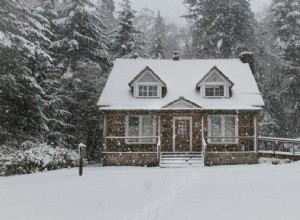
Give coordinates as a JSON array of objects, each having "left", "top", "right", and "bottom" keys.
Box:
[{"left": 0, "top": 0, "right": 299, "bottom": 161}]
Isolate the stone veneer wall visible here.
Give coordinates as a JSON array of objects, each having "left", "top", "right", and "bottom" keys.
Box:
[
  {"left": 102, "top": 153, "right": 159, "bottom": 166},
  {"left": 205, "top": 152, "right": 257, "bottom": 166}
]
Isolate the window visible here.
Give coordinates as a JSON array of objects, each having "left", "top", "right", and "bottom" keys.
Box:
[
  {"left": 205, "top": 85, "right": 224, "bottom": 97},
  {"left": 177, "top": 120, "right": 189, "bottom": 138},
  {"left": 126, "top": 115, "right": 157, "bottom": 144},
  {"left": 208, "top": 115, "right": 238, "bottom": 144},
  {"left": 137, "top": 84, "right": 159, "bottom": 97}
]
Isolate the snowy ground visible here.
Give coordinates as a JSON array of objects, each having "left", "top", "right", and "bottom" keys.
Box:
[{"left": 1, "top": 163, "right": 300, "bottom": 220}]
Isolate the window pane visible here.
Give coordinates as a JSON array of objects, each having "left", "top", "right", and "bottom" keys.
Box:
[
  {"left": 148, "top": 86, "right": 158, "bottom": 97},
  {"left": 225, "top": 116, "right": 236, "bottom": 142},
  {"left": 128, "top": 116, "right": 139, "bottom": 143},
  {"left": 211, "top": 116, "right": 222, "bottom": 142},
  {"left": 205, "top": 86, "right": 214, "bottom": 96},
  {"left": 178, "top": 120, "right": 188, "bottom": 138},
  {"left": 142, "top": 116, "right": 154, "bottom": 143},
  {"left": 138, "top": 86, "right": 148, "bottom": 96},
  {"left": 215, "top": 85, "right": 224, "bottom": 96}
]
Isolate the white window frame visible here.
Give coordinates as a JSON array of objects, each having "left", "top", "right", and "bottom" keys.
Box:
[
  {"left": 135, "top": 82, "right": 161, "bottom": 98},
  {"left": 125, "top": 115, "right": 157, "bottom": 144},
  {"left": 203, "top": 82, "right": 227, "bottom": 98},
  {"left": 207, "top": 115, "right": 238, "bottom": 144}
]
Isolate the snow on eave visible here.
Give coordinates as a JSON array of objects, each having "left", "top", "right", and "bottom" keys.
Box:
[{"left": 99, "top": 106, "right": 262, "bottom": 111}]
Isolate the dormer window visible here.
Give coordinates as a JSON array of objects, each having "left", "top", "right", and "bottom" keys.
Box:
[
  {"left": 129, "top": 66, "right": 167, "bottom": 99},
  {"left": 196, "top": 66, "right": 234, "bottom": 99},
  {"left": 205, "top": 84, "right": 225, "bottom": 97},
  {"left": 138, "top": 84, "right": 158, "bottom": 97}
]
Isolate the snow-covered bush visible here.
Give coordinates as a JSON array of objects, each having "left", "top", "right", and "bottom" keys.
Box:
[{"left": 0, "top": 143, "right": 79, "bottom": 176}]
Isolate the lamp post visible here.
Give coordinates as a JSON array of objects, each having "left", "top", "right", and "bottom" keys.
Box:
[{"left": 79, "top": 143, "right": 87, "bottom": 176}]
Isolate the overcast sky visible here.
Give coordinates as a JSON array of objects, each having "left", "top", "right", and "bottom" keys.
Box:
[{"left": 116, "top": 0, "right": 272, "bottom": 25}]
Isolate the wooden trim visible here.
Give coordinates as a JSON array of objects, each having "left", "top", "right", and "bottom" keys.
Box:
[
  {"left": 128, "top": 66, "right": 167, "bottom": 88},
  {"left": 103, "top": 115, "right": 107, "bottom": 152},
  {"left": 196, "top": 66, "right": 234, "bottom": 89},
  {"left": 254, "top": 115, "right": 257, "bottom": 152}
]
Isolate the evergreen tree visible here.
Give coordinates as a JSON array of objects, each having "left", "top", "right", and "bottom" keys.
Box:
[
  {"left": 272, "top": 0, "right": 300, "bottom": 64},
  {"left": 111, "top": 0, "right": 145, "bottom": 58},
  {"left": 255, "top": 1, "right": 300, "bottom": 137},
  {"left": 185, "top": 0, "right": 256, "bottom": 58},
  {"left": 51, "top": 0, "right": 111, "bottom": 71},
  {"left": 150, "top": 11, "right": 167, "bottom": 59},
  {"left": 0, "top": 0, "right": 53, "bottom": 145},
  {"left": 50, "top": 0, "right": 112, "bottom": 157},
  {"left": 270, "top": 0, "right": 300, "bottom": 137},
  {"left": 100, "top": 0, "right": 116, "bottom": 33}
]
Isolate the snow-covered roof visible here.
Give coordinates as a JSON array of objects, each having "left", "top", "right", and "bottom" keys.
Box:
[{"left": 98, "top": 59, "right": 264, "bottom": 110}]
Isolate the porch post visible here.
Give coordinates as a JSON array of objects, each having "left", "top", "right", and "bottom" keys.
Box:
[
  {"left": 103, "top": 115, "right": 107, "bottom": 152},
  {"left": 157, "top": 116, "right": 161, "bottom": 159},
  {"left": 254, "top": 115, "right": 257, "bottom": 152}
]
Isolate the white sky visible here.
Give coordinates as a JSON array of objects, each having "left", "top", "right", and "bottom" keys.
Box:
[{"left": 116, "top": 0, "right": 272, "bottom": 26}]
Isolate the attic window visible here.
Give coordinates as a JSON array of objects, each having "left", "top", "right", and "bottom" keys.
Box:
[
  {"left": 137, "top": 84, "right": 159, "bottom": 97},
  {"left": 205, "top": 84, "right": 225, "bottom": 97}
]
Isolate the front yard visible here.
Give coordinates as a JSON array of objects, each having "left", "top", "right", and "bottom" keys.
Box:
[{"left": 1, "top": 162, "right": 299, "bottom": 220}]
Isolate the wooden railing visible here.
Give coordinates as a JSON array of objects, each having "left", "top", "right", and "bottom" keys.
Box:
[
  {"left": 105, "top": 136, "right": 161, "bottom": 158},
  {"left": 206, "top": 136, "right": 256, "bottom": 152},
  {"left": 258, "top": 137, "right": 300, "bottom": 156}
]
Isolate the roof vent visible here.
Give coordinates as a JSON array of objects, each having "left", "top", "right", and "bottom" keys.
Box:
[{"left": 173, "top": 51, "right": 179, "bottom": 61}]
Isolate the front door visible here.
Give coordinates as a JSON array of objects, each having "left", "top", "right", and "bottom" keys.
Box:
[{"left": 173, "top": 117, "right": 192, "bottom": 152}]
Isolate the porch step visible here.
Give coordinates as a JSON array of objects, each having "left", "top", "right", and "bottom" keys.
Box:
[{"left": 160, "top": 152, "right": 203, "bottom": 168}]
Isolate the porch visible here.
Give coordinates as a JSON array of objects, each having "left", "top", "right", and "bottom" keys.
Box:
[{"left": 101, "top": 111, "right": 259, "bottom": 166}]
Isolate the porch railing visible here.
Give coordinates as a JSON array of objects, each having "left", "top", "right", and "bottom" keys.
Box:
[
  {"left": 206, "top": 136, "right": 256, "bottom": 152},
  {"left": 258, "top": 137, "right": 300, "bottom": 156},
  {"left": 105, "top": 136, "right": 161, "bottom": 159}
]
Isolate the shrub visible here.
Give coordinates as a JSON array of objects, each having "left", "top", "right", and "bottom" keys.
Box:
[{"left": 0, "top": 143, "right": 79, "bottom": 176}]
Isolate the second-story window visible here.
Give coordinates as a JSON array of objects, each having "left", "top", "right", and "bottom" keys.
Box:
[
  {"left": 205, "top": 85, "right": 225, "bottom": 97},
  {"left": 138, "top": 84, "right": 158, "bottom": 97}
]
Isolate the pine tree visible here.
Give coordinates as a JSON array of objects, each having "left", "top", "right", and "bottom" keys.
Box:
[
  {"left": 0, "top": 0, "right": 52, "bottom": 145},
  {"left": 0, "top": 0, "right": 75, "bottom": 148},
  {"left": 111, "top": 0, "right": 145, "bottom": 58},
  {"left": 150, "top": 11, "right": 167, "bottom": 59},
  {"left": 51, "top": 0, "right": 111, "bottom": 71},
  {"left": 50, "top": 0, "right": 112, "bottom": 157},
  {"left": 185, "top": 0, "right": 256, "bottom": 58},
  {"left": 255, "top": 1, "right": 300, "bottom": 137},
  {"left": 270, "top": 0, "right": 300, "bottom": 137},
  {"left": 272, "top": 0, "right": 300, "bottom": 64},
  {"left": 100, "top": 0, "right": 116, "bottom": 33}
]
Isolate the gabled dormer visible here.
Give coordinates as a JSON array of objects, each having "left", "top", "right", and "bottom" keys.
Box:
[
  {"left": 196, "top": 66, "right": 234, "bottom": 98},
  {"left": 128, "top": 66, "right": 167, "bottom": 98}
]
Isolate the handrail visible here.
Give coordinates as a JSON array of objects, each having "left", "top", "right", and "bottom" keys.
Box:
[
  {"left": 202, "top": 133, "right": 207, "bottom": 166},
  {"left": 259, "top": 136, "right": 300, "bottom": 142},
  {"left": 106, "top": 136, "right": 159, "bottom": 139},
  {"left": 157, "top": 135, "right": 161, "bottom": 160}
]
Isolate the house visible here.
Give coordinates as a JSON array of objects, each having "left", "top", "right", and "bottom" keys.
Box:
[{"left": 98, "top": 53, "right": 264, "bottom": 167}]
